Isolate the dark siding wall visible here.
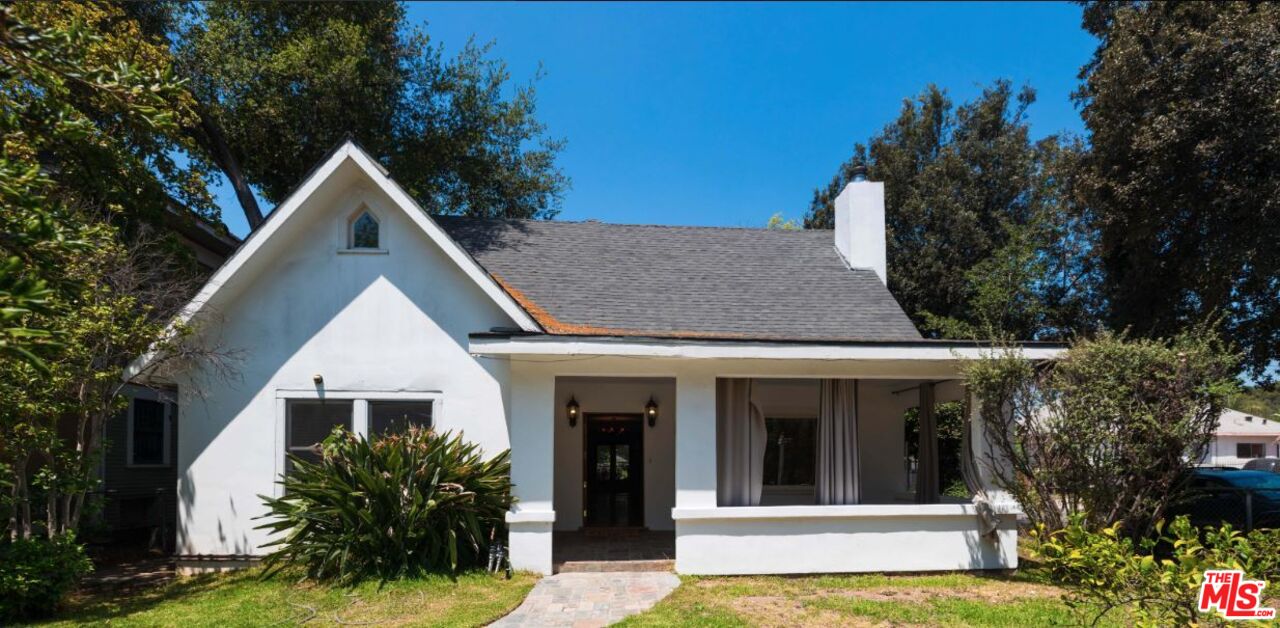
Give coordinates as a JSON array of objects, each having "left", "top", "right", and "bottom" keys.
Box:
[{"left": 98, "top": 390, "right": 178, "bottom": 548}]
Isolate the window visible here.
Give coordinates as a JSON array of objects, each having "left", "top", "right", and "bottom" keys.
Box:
[
  {"left": 286, "top": 400, "right": 353, "bottom": 470},
  {"left": 368, "top": 401, "right": 433, "bottom": 437},
  {"left": 349, "top": 209, "right": 379, "bottom": 249},
  {"left": 763, "top": 417, "right": 817, "bottom": 487},
  {"left": 129, "top": 398, "right": 168, "bottom": 466},
  {"left": 1237, "top": 442, "right": 1267, "bottom": 459}
]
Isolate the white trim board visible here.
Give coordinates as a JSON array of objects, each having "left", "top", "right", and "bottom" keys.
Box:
[{"left": 470, "top": 335, "right": 1065, "bottom": 362}]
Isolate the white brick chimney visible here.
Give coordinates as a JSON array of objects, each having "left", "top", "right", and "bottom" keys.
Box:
[{"left": 833, "top": 165, "right": 887, "bottom": 284}]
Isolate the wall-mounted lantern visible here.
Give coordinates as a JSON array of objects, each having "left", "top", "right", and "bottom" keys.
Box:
[
  {"left": 645, "top": 396, "right": 659, "bottom": 428},
  {"left": 566, "top": 395, "right": 580, "bottom": 428}
]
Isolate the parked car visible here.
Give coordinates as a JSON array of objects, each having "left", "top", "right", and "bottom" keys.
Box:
[
  {"left": 1166, "top": 469, "right": 1280, "bottom": 531},
  {"left": 1242, "top": 457, "right": 1280, "bottom": 473}
]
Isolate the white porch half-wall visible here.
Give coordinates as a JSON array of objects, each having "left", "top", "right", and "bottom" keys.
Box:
[
  {"left": 492, "top": 351, "right": 1030, "bottom": 576},
  {"left": 672, "top": 503, "right": 1019, "bottom": 575}
]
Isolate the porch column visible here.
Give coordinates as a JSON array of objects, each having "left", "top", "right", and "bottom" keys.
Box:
[
  {"left": 968, "top": 390, "right": 1015, "bottom": 505},
  {"left": 506, "top": 365, "right": 556, "bottom": 575},
  {"left": 915, "top": 383, "right": 939, "bottom": 504},
  {"left": 675, "top": 371, "right": 717, "bottom": 509}
]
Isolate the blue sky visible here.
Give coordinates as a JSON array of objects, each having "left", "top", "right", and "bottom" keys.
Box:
[{"left": 216, "top": 2, "right": 1097, "bottom": 237}]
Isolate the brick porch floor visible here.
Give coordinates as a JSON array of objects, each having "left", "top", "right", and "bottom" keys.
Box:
[{"left": 553, "top": 530, "right": 675, "bottom": 573}]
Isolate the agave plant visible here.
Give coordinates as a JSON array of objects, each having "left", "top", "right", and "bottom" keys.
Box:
[{"left": 256, "top": 426, "right": 513, "bottom": 584}]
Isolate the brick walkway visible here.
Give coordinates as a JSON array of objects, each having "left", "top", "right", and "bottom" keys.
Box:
[{"left": 490, "top": 572, "right": 680, "bottom": 627}]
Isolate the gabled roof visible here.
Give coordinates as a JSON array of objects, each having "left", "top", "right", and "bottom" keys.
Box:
[
  {"left": 437, "top": 217, "right": 923, "bottom": 342},
  {"left": 130, "top": 141, "right": 542, "bottom": 377},
  {"left": 177, "top": 141, "right": 539, "bottom": 332},
  {"left": 1216, "top": 409, "right": 1280, "bottom": 437}
]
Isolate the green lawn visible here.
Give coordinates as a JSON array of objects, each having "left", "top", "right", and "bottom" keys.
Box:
[
  {"left": 26, "top": 569, "right": 537, "bottom": 628},
  {"left": 617, "top": 570, "right": 1123, "bottom": 627}
]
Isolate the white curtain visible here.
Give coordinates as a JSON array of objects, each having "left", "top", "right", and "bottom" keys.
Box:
[
  {"left": 817, "top": 379, "right": 861, "bottom": 505},
  {"left": 716, "top": 378, "right": 765, "bottom": 506}
]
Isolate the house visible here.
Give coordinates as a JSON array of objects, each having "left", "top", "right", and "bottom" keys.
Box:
[
  {"left": 145, "top": 140, "right": 1062, "bottom": 576},
  {"left": 96, "top": 209, "right": 239, "bottom": 551},
  {"left": 1199, "top": 409, "right": 1280, "bottom": 468}
]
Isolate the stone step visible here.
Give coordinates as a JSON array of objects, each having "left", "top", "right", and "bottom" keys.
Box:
[{"left": 554, "top": 559, "right": 675, "bottom": 573}]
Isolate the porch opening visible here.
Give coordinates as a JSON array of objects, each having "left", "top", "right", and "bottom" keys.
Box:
[
  {"left": 716, "top": 378, "right": 969, "bottom": 507},
  {"left": 553, "top": 376, "right": 676, "bottom": 571}
]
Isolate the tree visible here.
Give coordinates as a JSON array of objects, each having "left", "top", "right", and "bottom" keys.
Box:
[
  {"left": 131, "top": 1, "right": 568, "bottom": 228},
  {"left": 963, "top": 329, "right": 1239, "bottom": 539},
  {"left": 765, "top": 213, "right": 801, "bottom": 230},
  {"left": 0, "top": 2, "right": 200, "bottom": 369},
  {"left": 805, "top": 82, "right": 1095, "bottom": 340},
  {"left": 1, "top": 3, "right": 233, "bottom": 540},
  {"left": 1231, "top": 386, "right": 1280, "bottom": 420},
  {"left": 1, "top": 220, "right": 233, "bottom": 540},
  {"left": 1074, "top": 1, "right": 1280, "bottom": 383}
]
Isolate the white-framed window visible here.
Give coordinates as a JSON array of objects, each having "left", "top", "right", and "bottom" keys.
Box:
[
  {"left": 277, "top": 391, "right": 441, "bottom": 480},
  {"left": 347, "top": 206, "right": 381, "bottom": 249},
  {"left": 127, "top": 397, "right": 171, "bottom": 467},
  {"left": 1237, "top": 442, "right": 1267, "bottom": 459}
]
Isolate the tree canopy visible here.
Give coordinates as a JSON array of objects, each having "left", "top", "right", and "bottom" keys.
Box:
[
  {"left": 0, "top": 2, "right": 197, "bottom": 367},
  {"left": 132, "top": 1, "right": 568, "bottom": 228},
  {"left": 805, "top": 82, "right": 1094, "bottom": 340},
  {"left": 1074, "top": 1, "right": 1280, "bottom": 383}
]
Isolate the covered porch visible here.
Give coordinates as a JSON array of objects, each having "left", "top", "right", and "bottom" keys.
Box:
[{"left": 485, "top": 335, "right": 1058, "bottom": 576}]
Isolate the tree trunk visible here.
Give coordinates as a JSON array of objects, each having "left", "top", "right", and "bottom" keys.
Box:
[
  {"left": 7, "top": 477, "right": 15, "bottom": 540},
  {"left": 194, "top": 105, "right": 264, "bottom": 230},
  {"left": 17, "top": 458, "right": 31, "bottom": 540},
  {"left": 47, "top": 490, "right": 58, "bottom": 539},
  {"left": 59, "top": 493, "right": 71, "bottom": 537}
]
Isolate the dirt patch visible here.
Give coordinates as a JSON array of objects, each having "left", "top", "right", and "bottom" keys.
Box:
[
  {"left": 729, "top": 595, "right": 891, "bottom": 628},
  {"left": 831, "top": 580, "right": 1061, "bottom": 604}
]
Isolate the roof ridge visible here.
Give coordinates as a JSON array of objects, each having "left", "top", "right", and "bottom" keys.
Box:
[{"left": 433, "top": 214, "right": 831, "bottom": 233}]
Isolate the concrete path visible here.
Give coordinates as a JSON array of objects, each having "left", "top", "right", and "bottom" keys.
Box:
[{"left": 490, "top": 572, "right": 680, "bottom": 627}]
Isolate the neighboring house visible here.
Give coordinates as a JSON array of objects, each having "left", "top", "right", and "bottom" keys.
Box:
[
  {"left": 144, "top": 140, "right": 1061, "bottom": 576},
  {"left": 1199, "top": 409, "right": 1280, "bottom": 468},
  {"left": 94, "top": 210, "right": 238, "bottom": 550}
]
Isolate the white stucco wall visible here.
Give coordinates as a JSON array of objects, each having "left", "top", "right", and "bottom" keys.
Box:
[
  {"left": 553, "top": 377, "right": 676, "bottom": 531},
  {"left": 672, "top": 504, "right": 1018, "bottom": 575},
  {"left": 1202, "top": 435, "right": 1280, "bottom": 468},
  {"left": 175, "top": 165, "right": 516, "bottom": 556}
]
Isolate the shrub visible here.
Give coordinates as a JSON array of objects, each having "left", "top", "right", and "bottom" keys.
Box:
[
  {"left": 963, "top": 328, "right": 1239, "bottom": 537},
  {"left": 257, "top": 427, "right": 514, "bottom": 584},
  {"left": 0, "top": 534, "right": 93, "bottom": 621},
  {"left": 1031, "top": 514, "right": 1280, "bottom": 626}
]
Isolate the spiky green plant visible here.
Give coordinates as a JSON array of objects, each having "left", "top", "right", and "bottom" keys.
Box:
[{"left": 256, "top": 427, "right": 513, "bottom": 584}]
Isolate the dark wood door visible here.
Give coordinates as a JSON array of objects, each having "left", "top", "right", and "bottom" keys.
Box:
[{"left": 584, "top": 415, "right": 644, "bottom": 527}]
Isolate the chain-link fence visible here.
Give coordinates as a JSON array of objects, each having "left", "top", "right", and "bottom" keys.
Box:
[{"left": 1172, "top": 487, "right": 1280, "bottom": 533}]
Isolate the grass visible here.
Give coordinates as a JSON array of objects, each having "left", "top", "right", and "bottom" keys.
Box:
[
  {"left": 25, "top": 569, "right": 538, "bottom": 628},
  {"left": 616, "top": 568, "right": 1125, "bottom": 627}
]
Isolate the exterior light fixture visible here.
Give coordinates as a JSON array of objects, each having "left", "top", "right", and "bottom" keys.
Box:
[
  {"left": 645, "top": 396, "right": 659, "bottom": 428},
  {"left": 312, "top": 373, "right": 324, "bottom": 385},
  {"left": 566, "top": 396, "right": 580, "bottom": 428}
]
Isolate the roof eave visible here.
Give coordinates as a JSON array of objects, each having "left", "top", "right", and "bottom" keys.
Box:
[{"left": 468, "top": 331, "right": 1067, "bottom": 361}]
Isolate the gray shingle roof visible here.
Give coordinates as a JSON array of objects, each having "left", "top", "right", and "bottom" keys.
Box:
[{"left": 435, "top": 217, "right": 922, "bottom": 342}]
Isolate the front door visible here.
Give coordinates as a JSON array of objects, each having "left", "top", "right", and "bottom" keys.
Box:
[{"left": 584, "top": 415, "right": 644, "bottom": 527}]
